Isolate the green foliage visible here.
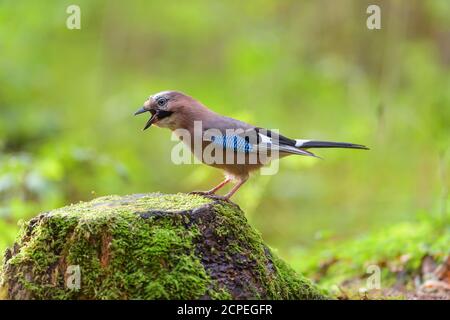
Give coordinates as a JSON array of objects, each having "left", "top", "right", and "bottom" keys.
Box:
[
  {"left": 0, "top": 1, "right": 449, "bottom": 293},
  {"left": 289, "top": 213, "right": 449, "bottom": 294}
]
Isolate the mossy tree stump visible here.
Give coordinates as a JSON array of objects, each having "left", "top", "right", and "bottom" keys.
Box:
[{"left": 0, "top": 193, "right": 326, "bottom": 300}]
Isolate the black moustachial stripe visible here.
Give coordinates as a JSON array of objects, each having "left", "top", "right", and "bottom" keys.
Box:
[{"left": 157, "top": 110, "right": 173, "bottom": 120}]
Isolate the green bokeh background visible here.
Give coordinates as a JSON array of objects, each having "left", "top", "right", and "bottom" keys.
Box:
[{"left": 0, "top": 0, "right": 448, "bottom": 272}]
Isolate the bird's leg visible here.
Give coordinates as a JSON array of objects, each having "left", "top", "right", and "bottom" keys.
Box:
[
  {"left": 207, "top": 178, "right": 231, "bottom": 194},
  {"left": 223, "top": 177, "right": 248, "bottom": 200},
  {"left": 189, "top": 178, "right": 231, "bottom": 196}
]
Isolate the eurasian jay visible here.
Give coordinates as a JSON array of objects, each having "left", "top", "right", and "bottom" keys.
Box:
[{"left": 134, "top": 91, "right": 368, "bottom": 200}]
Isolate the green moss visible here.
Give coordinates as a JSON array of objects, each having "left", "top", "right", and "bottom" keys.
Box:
[
  {"left": 1, "top": 193, "right": 325, "bottom": 300},
  {"left": 211, "top": 203, "right": 326, "bottom": 299},
  {"left": 290, "top": 214, "right": 449, "bottom": 296}
]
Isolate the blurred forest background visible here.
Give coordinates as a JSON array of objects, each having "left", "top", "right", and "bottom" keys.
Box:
[{"left": 0, "top": 0, "right": 449, "bottom": 294}]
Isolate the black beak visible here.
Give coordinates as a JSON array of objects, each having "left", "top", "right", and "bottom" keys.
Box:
[
  {"left": 134, "top": 107, "right": 148, "bottom": 116},
  {"left": 143, "top": 113, "right": 157, "bottom": 130},
  {"left": 134, "top": 106, "right": 157, "bottom": 131}
]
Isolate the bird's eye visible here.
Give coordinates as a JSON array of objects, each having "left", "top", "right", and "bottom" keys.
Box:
[{"left": 157, "top": 97, "right": 167, "bottom": 107}]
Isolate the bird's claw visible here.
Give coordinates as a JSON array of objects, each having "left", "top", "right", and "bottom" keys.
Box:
[
  {"left": 188, "top": 192, "right": 234, "bottom": 204},
  {"left": 205, "top": 194, "right": 231, "bottom": 202},
  {"left": 188, "top": 191, "right": 214, "bottom": 196}
]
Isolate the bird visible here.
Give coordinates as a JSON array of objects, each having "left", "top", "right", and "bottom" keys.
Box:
[{"left": 134, "top": 90, "right": 368, "bottom": 201}]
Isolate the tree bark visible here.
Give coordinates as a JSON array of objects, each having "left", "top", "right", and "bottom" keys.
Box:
[{"left": 0, "top": 193, "right": 326, "bottom": 300}]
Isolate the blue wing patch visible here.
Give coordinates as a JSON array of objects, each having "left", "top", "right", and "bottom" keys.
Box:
[{"left": 210, "top": 135, "right": 253, "bottom": 153}]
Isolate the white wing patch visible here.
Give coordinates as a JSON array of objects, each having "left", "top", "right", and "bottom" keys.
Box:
[
  {"left": 295, "top": 139, "right": 311, "bottom": 147},
  {"left": 257, "top": 133, "right": 272, "bottom": 144}
]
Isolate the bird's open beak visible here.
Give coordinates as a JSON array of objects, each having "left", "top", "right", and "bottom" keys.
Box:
[
  {"left": 143, "top": 113, "right": 157, "bottom": 130},
  {"left": 134, "top": 107, "right": 157, "bottom": 130},
  {"left": 134, "top": 107, "right": 148, "bottom": 116}
]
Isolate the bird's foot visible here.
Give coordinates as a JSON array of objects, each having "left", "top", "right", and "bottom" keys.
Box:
[
  {"left": 188, "top": 192, "right": 235, "bottom": 204},
  {"left": 188, "top": 191, "right": 214, "bottom": 196},
  {"left": 205, "top": 194, "right": 231, "bottom": 202}
]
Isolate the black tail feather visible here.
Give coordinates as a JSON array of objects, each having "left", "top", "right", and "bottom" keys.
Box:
[{"left": 300, "top": 140, "right": 369, "bottom": 150}]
